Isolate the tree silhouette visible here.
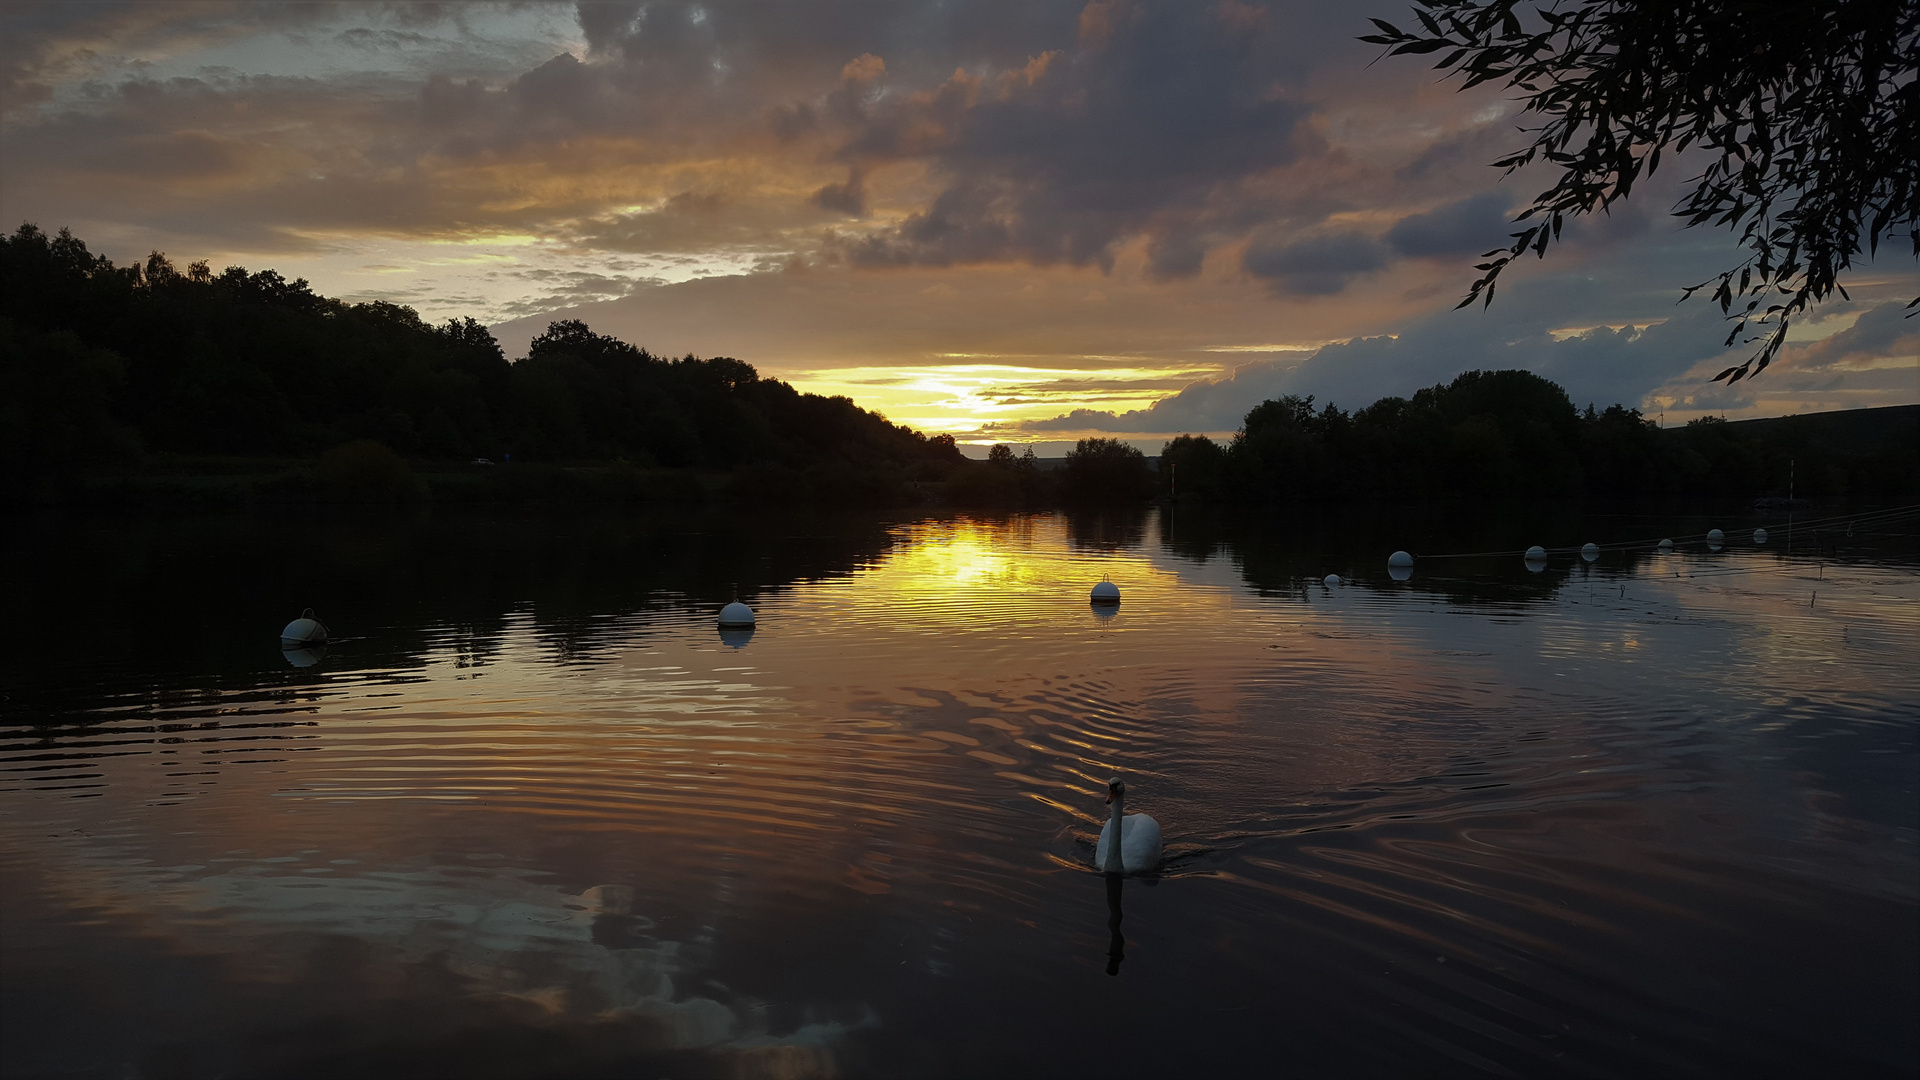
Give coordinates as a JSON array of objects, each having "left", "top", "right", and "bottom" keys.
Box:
[
  {"left": 1063, "top": 437, "right": 1154, "bottom": 503},
  {"left": 1363, "top": 0, "right": 1920, "bottom": 381},
  {"left": 1, "top": 223, "right": 963, "bottom": 502}
]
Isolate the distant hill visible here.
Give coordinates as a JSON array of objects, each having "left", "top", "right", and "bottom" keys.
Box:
[
  {"left": 1716, "top": 404, "right": 1917, "bottom": 453},
  {"left": 1657, "top": 404, "right": 1917, "bottom": 501}
]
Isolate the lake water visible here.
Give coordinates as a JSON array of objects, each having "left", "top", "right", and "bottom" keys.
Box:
[{"left": 3, "top": 504, "right": 1916, "bottom": 1079}]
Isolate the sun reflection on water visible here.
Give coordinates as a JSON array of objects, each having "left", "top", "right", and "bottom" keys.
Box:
[{"left": 893, "top": 522, "right": 1017, "bottom": 588}]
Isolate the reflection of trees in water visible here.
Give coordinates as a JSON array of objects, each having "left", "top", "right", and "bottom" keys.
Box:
[
  {"left": 3, "top": 507, "right": 902, "bottom": 722},
  {"left": 1065, "top": 507, "right": 1150, "bottom": 552},
  {"left": 18, "top": 501, "right": 1898, "bottom": 721},
  {"left": 1159, "top": 501, "right": 1820, "bottom": 606}
]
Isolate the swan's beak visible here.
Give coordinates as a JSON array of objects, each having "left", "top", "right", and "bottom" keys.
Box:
[{"left": 1104, "top": 791, "right": 1113, "bottom": 804}]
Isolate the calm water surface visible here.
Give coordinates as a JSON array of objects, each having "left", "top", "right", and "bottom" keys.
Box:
[{"left": 3, "top": 505, "right": 1916, "bottom": 1078}]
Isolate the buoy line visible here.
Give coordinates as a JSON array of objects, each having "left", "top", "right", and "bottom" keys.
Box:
[
  {"left": 1393, "top": 504, "right": 1920, "bottom": 563},
  {"left": 1649, "top": 562, "right": 1838, "bottom": 581},
  {"left": 1646, "top": 557, "right": 1920, "bottom": 583}
]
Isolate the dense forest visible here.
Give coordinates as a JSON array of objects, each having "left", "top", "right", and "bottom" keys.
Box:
[
  {"left": 1145, "top": 371, "right": 1915, "bottom": 505},
  {"left": 2, "top": 224, "right": 1910, "bottom": 507},
  {"left": 0, "top": 224, "right": 961, "bottom": 503},
  {"left": 958, "top": 372, "right": 1914, "bottom": 505}
]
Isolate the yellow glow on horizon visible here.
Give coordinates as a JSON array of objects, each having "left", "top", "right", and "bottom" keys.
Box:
[
  {"left": 1198, "top": 342, "right": 1327, "bottom": 353},
  {"left": 785, "top": 360, "right": 1221, "bottom": 436},
  {"left": 1832, "top": 352, "right": 1919, "bottom": 371},
  {"left": 433, "top": 233, "right": 540, "bottom": 247}
]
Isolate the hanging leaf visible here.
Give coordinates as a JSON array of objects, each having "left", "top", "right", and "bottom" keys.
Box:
[{"left": 1359, "top": 0, "right": 1920, "bottom": 383}]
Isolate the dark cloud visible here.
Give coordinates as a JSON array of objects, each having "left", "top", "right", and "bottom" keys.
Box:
[
  {"left": 1145, "top": 232, "right": 1207, "bottom": 280},
  {"left": 1023, "top": 407, "right": 1134, "bottom": 431},
  {"left": 1814, "top": 300, "right": 1920, "bottom": 357},
  {"left": 767, "top": 100, "right": 819, "bottom": 139},
  {"left": 575, "top": 1, "right": 646, "bottom": 56},
  {"left": 1242, "top": 230, "right": 1388, "bottom": 295},
  {"left": 494, "top": 266, "right": 661, "bottom": 317},
  {"left": 822, "top": 3, "right": 1321, "bottom": 272},
  {"left": 1385, "top": 191, "right": 1514, "bottom": 258},
  {"left": 1, "top": 1, "right": 1398, "bottom": 270},
  {"left": 568, "top": 191, "right": 817, "bottom": 255},
  {"left": 337, "top": 27, "right": 438, "bottom": 52},
  {"left": 811, "top": 172, "right": 867, "bottom": 215},
  {"left": 1, "top": 2, "right": 333, "bottom": 116},
  {"left": 1394, "top": 118, "right": 1514, "bottom": 184},
  {"left": 1652, "top": 301, "right": 1920, "bottom": 413}
]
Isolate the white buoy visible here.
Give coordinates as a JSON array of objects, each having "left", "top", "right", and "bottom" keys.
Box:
[
  {"left": 1707, "top": 528, "right": 1725, "bottom": 542},
  {"left": 718, "top": 600, "right": 755, "bottom": 627},
  {"left": 1753, "top": 528, "right": 1769, "bottom": 544},
  {"left": 1524, "top": 545, "right": 1548, "bottom": 562},
  {"left": 1323, "top": 574, "right": 1341, "bottom": 588},
  {"left": 280, "top": 608, "right": 328, "bottom": 650},
  {"left": 1090, "top": 579, "right": 1121, "bottom": 605},
  {"left": 1388, "top": 551, "right": 1413, "bottom": 569},
  {"left": 1388, "top": 564, "right": 1412, "bottom": 582},
  {"left": 1657, "top": 538, "right": 1673, "bottom": 552},
  {"left": 1581, "top": 543, "right": 1599, "bottom": 562}
]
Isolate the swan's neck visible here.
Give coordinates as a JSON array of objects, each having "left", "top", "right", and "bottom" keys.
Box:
[{"left": 1103, "top": 795, "right": 1126, "bottom": 873}]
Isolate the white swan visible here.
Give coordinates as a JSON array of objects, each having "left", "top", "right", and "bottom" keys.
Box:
[{"left": 1094, "top": 777, "right": 1162, "bottom": 875}]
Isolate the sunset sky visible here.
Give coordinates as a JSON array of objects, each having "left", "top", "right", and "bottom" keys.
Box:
[{"left": 5, "top": 1, "right": 1915, "bottom": 450}]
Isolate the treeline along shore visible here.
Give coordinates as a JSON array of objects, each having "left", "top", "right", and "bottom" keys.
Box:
[
  {"left": 1, "top": 225, "right": 963, "bottom": 506},
  {"left": 4, "top": 224, "right": 1913, "bottom": 507}
]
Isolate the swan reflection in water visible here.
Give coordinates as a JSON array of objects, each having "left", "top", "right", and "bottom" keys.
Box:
[{"left": 1095, "top": 777, "right": 1164, "bottom": 977}]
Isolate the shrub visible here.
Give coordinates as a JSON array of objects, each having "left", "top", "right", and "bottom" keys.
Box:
[{"left": 316, "top": 439, "right": 420, "bottom": 502}]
